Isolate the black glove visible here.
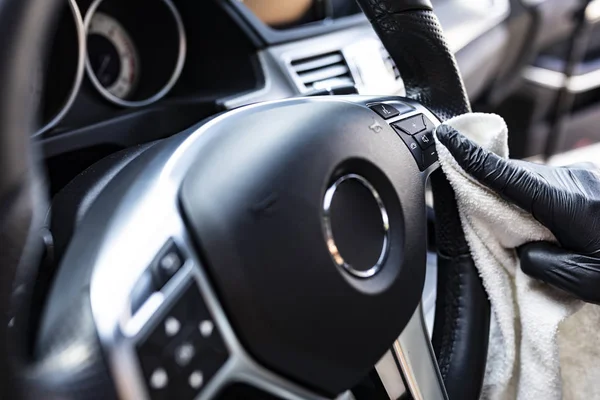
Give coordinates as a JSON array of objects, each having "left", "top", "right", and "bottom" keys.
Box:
[{"left": 436, "top": 124, "right": 600, "bottom": 304}]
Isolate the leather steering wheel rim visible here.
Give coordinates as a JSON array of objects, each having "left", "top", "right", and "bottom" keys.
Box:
[
  {"left": 0, "top": 0, "right": 490, "bottom": 399},
  {"left": 354, "top": 1, "right": 491, "bottom": 398},
  {"left": 0, "top": 0, "right": 62, "bottom": 398}
]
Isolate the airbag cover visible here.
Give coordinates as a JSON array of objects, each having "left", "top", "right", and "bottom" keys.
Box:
[{"left": 180, "top": 99, "right": 427, "bottom": 394}]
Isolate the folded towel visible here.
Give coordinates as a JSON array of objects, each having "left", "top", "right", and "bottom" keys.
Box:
[{"left": 434, "top": 113, "right": 600, "bottom": 400}]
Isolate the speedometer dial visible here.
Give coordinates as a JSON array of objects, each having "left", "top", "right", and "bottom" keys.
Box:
[
  {"left": 87, "top": 12, "right": 139, "bottom": 99},
  {"left": 85, "top": 0, "right": 186, "bottom": 107}
]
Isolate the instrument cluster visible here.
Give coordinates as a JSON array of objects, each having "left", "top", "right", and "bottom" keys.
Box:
[{"left": 39, "top": 0, "right": 186, "bottom": 135}]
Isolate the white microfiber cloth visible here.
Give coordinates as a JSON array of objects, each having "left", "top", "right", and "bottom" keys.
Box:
[{"left": 434, "top": 113, "right": 600, "bottom": 400}]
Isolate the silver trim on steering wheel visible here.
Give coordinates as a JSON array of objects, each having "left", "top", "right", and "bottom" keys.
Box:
[
  {"left": 394, "top": 304, "right": 448, "bottom": 400},
  {"left": 322, "top": 173, "right": 390, "bottom": 279}
]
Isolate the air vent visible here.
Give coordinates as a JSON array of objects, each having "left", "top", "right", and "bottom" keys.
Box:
[{"left": 290, "top": 51, "right": 355, "bottom": 91}]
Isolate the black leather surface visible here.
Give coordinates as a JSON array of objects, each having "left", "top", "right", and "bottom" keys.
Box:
[
  {"left": 354, "top": 1, "right": 491, "bottom": 399},
  {"left": 355, "top": 2, "right": 469, "bottom": 121},
  {"left": 50, "top": 143, "right": 157, "bottom": 262},
  {"left": 358, "top": 0, "right": 432, "bottom": 18},
  {"left": 32, "top": 142, "right": 165, "bottom": 400},
  {"left": 0, "top": 1, "right": 125, "bottom": 399},
  {"left": 0, "top": 0, "right": 63, "bottom": 398},
  {"left": 24, "top": 291, "right": 118, "bottom": 400},
  {"left": 9, "top": 144, "right": 156, "bottom": 400},
  {"left": 29, "top": 143, "right": 164, "bottom": 400},
  {"left": 0, "top": 179, "right": 38, "bottom": 400}
]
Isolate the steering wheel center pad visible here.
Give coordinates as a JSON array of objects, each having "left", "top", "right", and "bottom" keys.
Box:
[
  {"left": 38, "top": 96, "right": 440, "bottom": 398},
  {"left": 180, "top": 98, "right": 435, "bottom": 393}
]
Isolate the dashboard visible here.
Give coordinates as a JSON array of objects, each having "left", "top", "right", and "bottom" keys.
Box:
[
  {"left": 40, "top": 0, "right": 191, "bottom": 134},
  {"left": 43, "top": 0, "right": 185, "bottom": 129},
  {"left": 85, "top": 0, "right": 185, "bottom": 106},
  {"left": 40, "top": 0, "right": 514, "bottom": 194}
]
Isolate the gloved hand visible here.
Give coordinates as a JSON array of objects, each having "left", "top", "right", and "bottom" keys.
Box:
[{"left": 436, "top": 124, "right": 600, "bottom": 304}]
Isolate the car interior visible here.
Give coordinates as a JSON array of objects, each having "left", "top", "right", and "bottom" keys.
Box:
[{"left": 1, "top": 0, "right": 599, "bottom": 399}]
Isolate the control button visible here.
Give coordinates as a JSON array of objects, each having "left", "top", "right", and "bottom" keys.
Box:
[
  {"left": 145, "top": 308, "right": 186, "bottom": 349},
  {"left": 401, "top": 135, "right": 422, "bottom": 161},
  {"left": 422, "top": 115, "right": 435, "bottom": 131},
  {"left": 415, "top": 131, "right": 434, "bottom": 149},
  {"left": 188, "top": 371, "right": 204, "bottom": 390},
  {"left": 150, "top": 368, "right": 169, "bottom": 390},
  {"left": 145, "top": 283, "right": 212, "bottom": 349},
  {"left": 422, "top": 147, "right": 439, "bottom": 169},
  {"left": 393, "top": 115, "right": 426, "bottom": 135},
  {"left": 393, "top": 102, "right": 414, "bottom": 114},
  {"left": 199, "top": 320, "right": 214, "bottom": 338},
  {"left": 152, "top": 240, "right": 184, "bottom": 289},
  {"left": 174, "top": 342, "right": 196, "bottom": 367},
  {"left": 138, "top": 351, "right": 173, "bottom": 400},
  {"left": 395, "top": 132, "right": 430, "bottom": 171},
  {"left": 369, "top": 103, "right": 400, "bottom": 119},
  {"left": 161, "top": 253, "right": 181, "bottom": 274},
  {"left": 137, "top": 281, "right": 229, "bottom": 399},
  {"left": 130, "top": 271, "right": 156, "bottom": 316},
  {"left": 186, "top": 346, "right": 229, "bottom": 389},
  {"left": 165, "top": 317, "right": 181, "bottom": 338}
]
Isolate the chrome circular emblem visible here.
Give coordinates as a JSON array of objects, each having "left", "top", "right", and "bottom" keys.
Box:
[{"left": 322, "top": 174, "right": 390, "bottom": 278}]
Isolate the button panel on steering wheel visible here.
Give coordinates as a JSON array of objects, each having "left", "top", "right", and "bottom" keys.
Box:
[
  {"left": 368, "top": 101, "right": 439, "bottom": 171},
  {"left": 137, "top": 281, "right": 228, "bottom": 399}
]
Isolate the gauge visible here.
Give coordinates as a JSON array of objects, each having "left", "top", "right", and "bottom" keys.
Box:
[
  {"left": 87, "top": 12, "right": 139, "bottom": 100},
  {"left": 84, "top": 0, "right": 186, "bottom": 108}
]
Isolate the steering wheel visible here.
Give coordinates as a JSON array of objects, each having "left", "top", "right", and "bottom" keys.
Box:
[{"left": 0, "top": 0, "right": 491, "bottom": 399}]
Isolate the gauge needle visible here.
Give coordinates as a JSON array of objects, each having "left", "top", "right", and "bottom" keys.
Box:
[{"left": 97, "top": 55, "right": 111, "bottom": 80}]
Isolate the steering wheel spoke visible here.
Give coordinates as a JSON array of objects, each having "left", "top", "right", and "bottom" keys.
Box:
[
  {"left": 86, "top": 189, "right": 331, "bottom": 400},
  {"left": 394, "top": 304, "right": 448, "bottom": 400},
  {"left": 129, "top": 246, "right": 335, "bottom": 400},
  {"left": 369, "top": 303, "right": 448, "bottom": 400}
]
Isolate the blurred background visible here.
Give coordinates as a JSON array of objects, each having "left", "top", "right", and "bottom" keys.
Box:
[{"left": 240, "top": 0, "right": 600, "bottom": 165}]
